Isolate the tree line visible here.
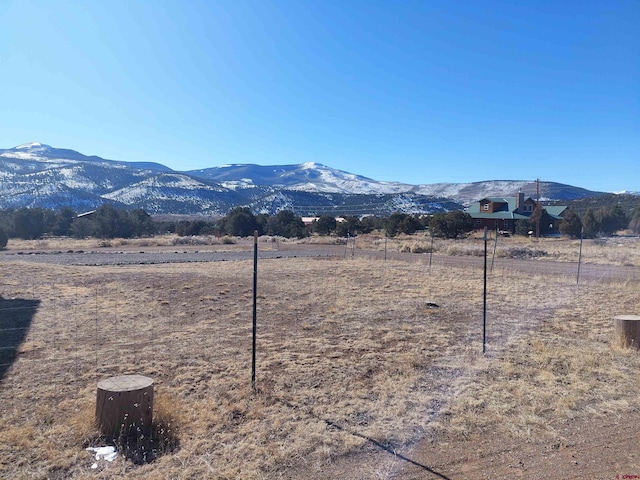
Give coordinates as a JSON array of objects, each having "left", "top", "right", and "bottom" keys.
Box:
[
  {"left": 558, "top": 205, "right": 640, "bottom": 238},
  {"left": 0, "top": 205, "right": 157, "bottom": 243},
  {"left": 0, "top": 203, "right": 638, "bottom": 249},
  {"left": 0, "top": 205, "right": 476, "bottom": 246},
  {"left": 216, "top": 208, "right": 476, "bottom": 239}
]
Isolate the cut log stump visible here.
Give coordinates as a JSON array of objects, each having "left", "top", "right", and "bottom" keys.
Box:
[
  {"left": 96, "top": 375, "right": 154, "bottom": 439},
  {"left": 614, "top": 315, "right": 640, "bottom": 350}
]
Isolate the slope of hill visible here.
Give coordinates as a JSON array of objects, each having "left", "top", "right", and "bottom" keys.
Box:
[
  {"left": 189, "top": 162, "right": 412, "bottom": 194},
  {"left": 563, "top": 193, "right": 640, "bottom": 217},
  {"left": 0, "top": 143, "right": 242, "bottom": 214}
]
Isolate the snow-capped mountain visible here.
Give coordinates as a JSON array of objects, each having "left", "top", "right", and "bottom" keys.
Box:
[
  {"left": 0, "top": 143, "right": 606, "bottom": 215},
  {"left": 0, "top": 143, "right": 243, "bottom": 214},
  {"left": 189, "top": 162, "right": 413, "bottom": 194},
  {"left": 189, "top": 163, "right": 601, "bottom": 204}
]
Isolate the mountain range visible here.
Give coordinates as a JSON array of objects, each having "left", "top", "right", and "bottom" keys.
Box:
[{"left": 0, "top": 142, "right": 609, "bottom": 216}]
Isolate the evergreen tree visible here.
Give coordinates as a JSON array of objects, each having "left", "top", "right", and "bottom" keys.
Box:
[
  {"left": 399, "top": 215, "right": 422, "bottom": 235},
  {"left": 14, "top": 207, "right": 47, "bottom": 239},
  {"left": 384, "top": 213, "right": 404, "bottom": 237},
  {"left": 255, "top": 214, "right": 269, "bottom": 236},
  {"left": 129, "top": 209, "right": 157, "bottom": 237},
  {"left": 312, "top": 215, "right": 337, "bottom": 235},
  {"left": 335, "top": 216, "right": 361, "bottom": 237},
  {"left": 528, "top": 208, "right": 555, "bottom": 236},
  {"left": 0, "top": 209, "right": 15, "bottom": 238},
  {"left": 430, "top": 211, "right": 474, "bottom": 239},
  {"left": 223, "top": 207, "right": 259, "bottom": 237},
  {"left": 596, "top": 205, "right": 628, "bottom": 235},
  {"left": 0, "top": 227, "right": 7, "bottom": 249},
  {"left": 629, "top": 208, "right": 640, "bottom": 234},
  {"left": 359, "top": 216, "right": 384, "bottom": 234},
  {"left": 515, "top": 218, "right": 534, "bottom": 236},
  {"left": 70, "top": 217, "right": 96, "bottom": 238},
  {"left": 267, "top": 210, "right": 307, "bottom": 238},
  {"left": 94, "top": 204, "right": 132, "bottom": 239},
  {"left": 52, "top": 207, "right": 77, "bottom": 236},
  {"left": 559, "top": 209, "right": 582, "bottom": 238},
  {"left": 385, "top": 213, "right": 421, "bottom": 236},
  {"left": 582, "top": 208, "right": 599, "bottom": 238}
]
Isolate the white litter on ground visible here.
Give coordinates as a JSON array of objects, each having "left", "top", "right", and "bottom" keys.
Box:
[{"left": 86, "top": 446, "right": 117, "bottom": 469}]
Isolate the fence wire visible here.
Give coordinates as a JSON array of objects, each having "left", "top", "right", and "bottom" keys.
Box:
[{"left": 0, "top": 240, "right": 638, "bottom": 416}]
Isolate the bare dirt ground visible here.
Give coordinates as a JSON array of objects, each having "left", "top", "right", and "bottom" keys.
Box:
[
  {"left": 1, "top": 235, "right": 639, "bottom": 479},
  {"left": 291, "top": 408, "right": 640, "bottom": 480},
  {"left": 407, "top": 412, "right": 640, "bottom": 479}
]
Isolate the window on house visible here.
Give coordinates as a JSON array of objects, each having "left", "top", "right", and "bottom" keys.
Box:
[{"left": 483, "top": 204, "right": 489, "bottom": 211}]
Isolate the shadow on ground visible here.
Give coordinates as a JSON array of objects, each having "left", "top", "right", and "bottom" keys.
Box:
[
  {"left": 272, "top": 393, "right": 452, "bottom": 480},
  {"left": 116, "top": 420, "right": 181, "bottom": 465},
  {"left": 0, "top": 297, "right": 40, "bottom": 381}
]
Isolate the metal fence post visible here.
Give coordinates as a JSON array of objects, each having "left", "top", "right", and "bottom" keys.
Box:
[
  {"left": 483, "top": 227, "right": 488, "bottom": 354},
  {"left": 251, "top": 230, "right": 258, "bottom": 390}
]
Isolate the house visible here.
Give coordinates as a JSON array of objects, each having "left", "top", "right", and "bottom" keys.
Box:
[{"left": 466, "top": 193, "right": 567, "bottom": 233}]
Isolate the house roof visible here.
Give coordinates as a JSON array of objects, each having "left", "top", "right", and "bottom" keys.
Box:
[
  {"left": 545, "top": 206, "right": 567, "bottom": 220},
  {"left": 470, "top": 212, "right": 530, "bottom": 220},
  {"left": 467, "top": 197, "right": 522, "bottom": 214}
]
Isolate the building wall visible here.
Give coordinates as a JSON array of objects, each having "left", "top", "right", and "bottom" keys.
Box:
[{"left": 473, "top": 218, "right": 515, "bottom": 232}]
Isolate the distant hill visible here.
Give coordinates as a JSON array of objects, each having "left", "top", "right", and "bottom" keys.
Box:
[
  {"left": 0, "top": 142, "right": 615, "bottom": 216},
  {"left": 561, "top": 193, "right": 640, "bottom": 217}
]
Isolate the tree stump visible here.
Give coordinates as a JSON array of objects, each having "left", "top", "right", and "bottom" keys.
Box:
[
  {"left": 96, "top": 375, "right": 154, "bottom": 439},
  {"left": 614, "top": 315, "right": 640, "bottom": 350}
]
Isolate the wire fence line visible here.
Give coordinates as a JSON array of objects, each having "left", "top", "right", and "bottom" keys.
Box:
[{"left": 1, "top": 243, "right": 638, "bottom": 417}]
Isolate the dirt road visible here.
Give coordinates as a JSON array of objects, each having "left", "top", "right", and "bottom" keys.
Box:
[{"left": 2, "top": 243, "right": 637, "bottom": 284}]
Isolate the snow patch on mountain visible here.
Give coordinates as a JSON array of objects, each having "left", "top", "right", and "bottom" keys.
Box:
[
  {"left": 101, "top": 173, "right": 230, "bottom": 205},
  {"left": 220, "top": 179, "right": 256, "bottom": 190},
  {"left": 15, "top": 142, "right": 51, "bottom": 151}
]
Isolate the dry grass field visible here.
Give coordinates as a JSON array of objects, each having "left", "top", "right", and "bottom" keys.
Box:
[{"left": 1, "top": 234, "right": 639, "bottom": 479}]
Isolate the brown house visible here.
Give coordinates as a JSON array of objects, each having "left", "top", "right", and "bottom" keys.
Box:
[{"left": 467, "top": 193, "right": 566, "bottom": 233}]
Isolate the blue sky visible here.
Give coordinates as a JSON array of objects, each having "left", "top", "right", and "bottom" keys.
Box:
[{"left": 1, "top": 0, "right": 638, "bottom": 192}]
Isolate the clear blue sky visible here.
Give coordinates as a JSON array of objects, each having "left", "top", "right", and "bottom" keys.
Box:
[{"left": 1, "top": 0, "right": 638, "bottom": 192}]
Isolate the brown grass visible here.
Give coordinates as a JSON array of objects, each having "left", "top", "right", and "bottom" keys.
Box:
[
  {"left": 7, "top": 233, "right": 640, "bottom": 266},
  {"left": 443, "top": 276, "right": 640, "bottom": 441},
  {"left": 0, "top": 236, "right": 639, "bottom": 478}
]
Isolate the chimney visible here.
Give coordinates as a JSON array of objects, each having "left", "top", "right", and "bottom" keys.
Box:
[{"left": 516, "top": 191, "right": 525, "bottom": 212}]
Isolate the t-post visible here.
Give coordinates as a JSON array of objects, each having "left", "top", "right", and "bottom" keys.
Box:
[
  {"left": 429, "top": 228, "right": 435, "bottom": 268},
  {"left": 251, "top": 230, "right": 258, "bottom": 390},
  {"left": 577, "top": 227, "right": 584, "bottom": 285},
  {"left": 384, "top": 234, "right": 387, "bottom": 262},
  {"left": 490, "top": 227, "right": 498, "bottom": 272},
  {"left": 483, "top": 227, "right": 488, "bottom": 354}
]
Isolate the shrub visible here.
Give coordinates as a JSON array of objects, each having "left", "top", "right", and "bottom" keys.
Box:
[
  {"left": 0, "top": 227, "right": 7, "bottom": 249},
  {"left": 171, "top": 236, "right": 215, "bottom": 246},
  {"left": 497, "top": 247, "right": 548, "bottom": 259},
  {"left": 399, "top": 242, "right": 434, "bottom": 254}
]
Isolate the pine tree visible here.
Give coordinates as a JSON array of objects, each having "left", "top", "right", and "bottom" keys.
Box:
[
  {"left": 582, "top": 208, "right": 599, "bottom": 238},
  {"left": 559, "top": 209, "right": 582, "bottom": 238}
]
